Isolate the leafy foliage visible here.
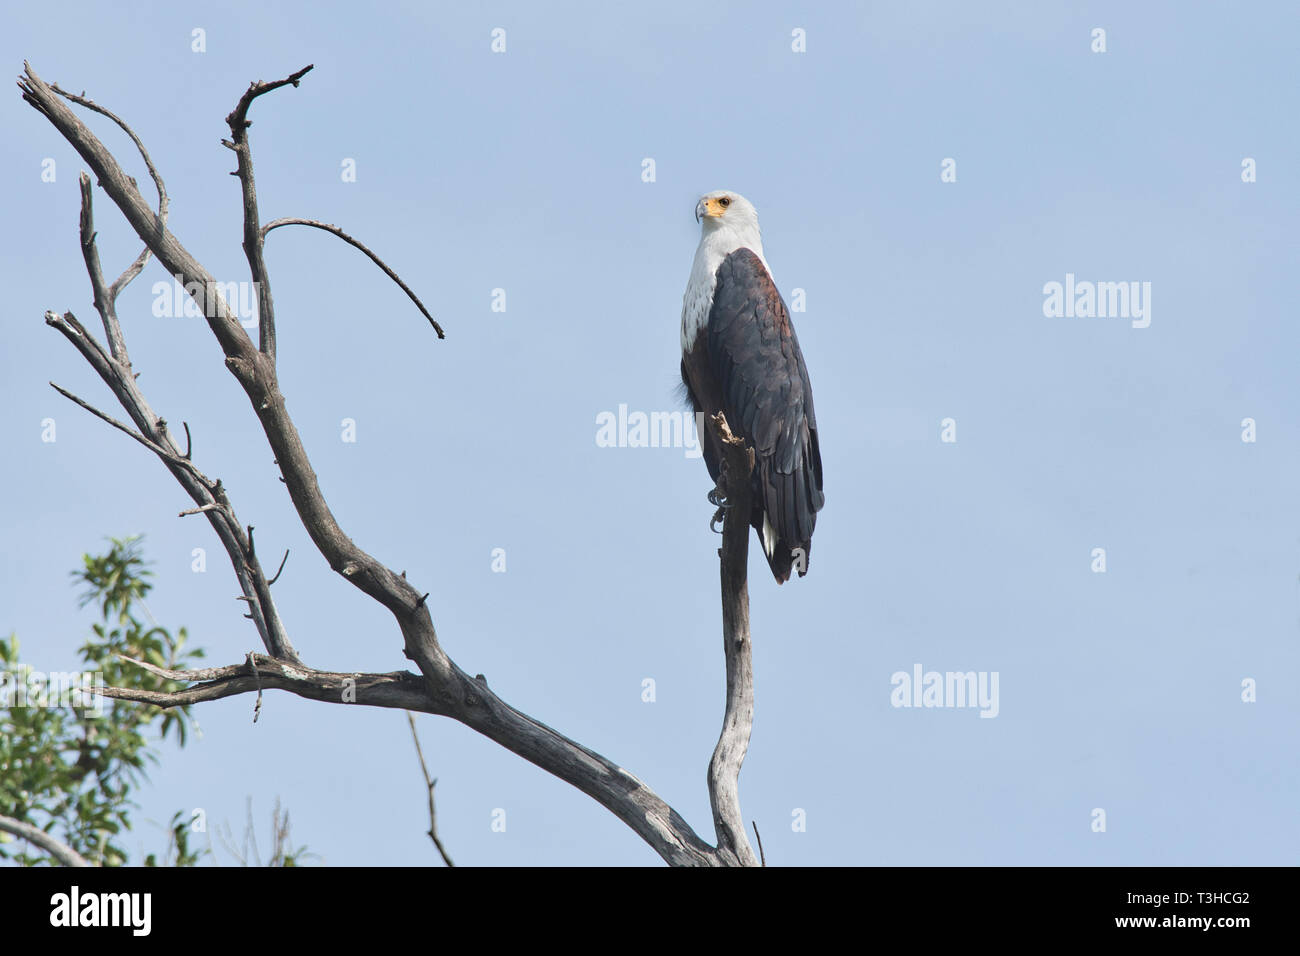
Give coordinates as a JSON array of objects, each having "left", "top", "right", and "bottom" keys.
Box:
[
  {"left": 0, "top": 536, "right": 203, "bottom": 866},
  {"left": 144, "top": 810, "right": 205, "bottom": 868},
  {"left": 2, "top": 536, "right": 313, "bottom": 867}
]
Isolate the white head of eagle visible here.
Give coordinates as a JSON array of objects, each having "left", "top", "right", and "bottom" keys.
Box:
[{"left": 680, "top": 190, "right": 825, "bottom": 584}]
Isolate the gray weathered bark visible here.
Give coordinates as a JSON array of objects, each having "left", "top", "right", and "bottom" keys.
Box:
[
  {"left": 0, "top": 814, "right": 91, "bottom": 867},
  {"left": 18, "top": 62, "right": 760, "bottom": 867},
  {"left": 707, "top": 414, "right": 760, "bottom": 866}
]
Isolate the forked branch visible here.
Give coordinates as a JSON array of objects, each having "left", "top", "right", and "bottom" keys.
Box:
[
  {"left": 223, "top": 63, "right": 314, "bottom": 362},
  {"left": 20, "top": 61, "right": 758, "bottom": 867}
]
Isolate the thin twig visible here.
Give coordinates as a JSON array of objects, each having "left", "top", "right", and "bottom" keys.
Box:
[
  {"left": 261, "top": 218, "right": 445, "bottom": 338},
  {"left": 247, "top": 652, "right": 263, "bottom": 723},
  {"left": 49, "top": 378, "right": 185, "bottom": 469},
  {"left": 117, "top": 653, "right": 247, "bottom": 682},
  {"left": 226, "top": 65, "right": 314, "bottom": 130},
  {"left": 53, "top": 81, "right": 169, "bottom": 301},
  {"left": 268, "top": 549, "right": 289, "bottom": 585},
  {"left": 42, "top": 304, "right": 299, "bottom": 665},
  {"left": 407, "top": 712, "right": 455, "bottom": 866}
]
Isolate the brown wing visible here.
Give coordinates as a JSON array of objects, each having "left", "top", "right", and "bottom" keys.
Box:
[{"left": 706, "top": 248, "right": 824, "bottom": 580}]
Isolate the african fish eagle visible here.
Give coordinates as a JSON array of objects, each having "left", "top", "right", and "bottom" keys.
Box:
[{"left": 680, "top": 190, "right": 824, "bottom": 583}]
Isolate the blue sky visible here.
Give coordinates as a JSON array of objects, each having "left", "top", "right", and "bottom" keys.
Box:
[{"left": 2, "top": 0, "right": 1298, "bottom": 865}]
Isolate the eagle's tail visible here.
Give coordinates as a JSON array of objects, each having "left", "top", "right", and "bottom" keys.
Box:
[{"left": 753, "top": 510, "right": 812, "bottom": 584}]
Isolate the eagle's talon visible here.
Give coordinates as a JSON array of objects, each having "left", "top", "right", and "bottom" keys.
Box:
[
  {"left": 707, "top": 488, "right": 728, "bottom": 508},
  {"left": 710, "top": 507, "right": 726, "bottom": 534}
]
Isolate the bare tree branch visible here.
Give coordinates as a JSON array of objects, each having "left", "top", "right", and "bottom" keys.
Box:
[
  {"left": 707, "top": 413, "right": 760, "bottom": 866},
  {"left": 43, "top": 310, "right": 299, "bottom": 665},
  {"left": 19, "top": 62, "right": 759, "bottom": 867},
  {"left": 224, "top": 64, "right": 313, "bottom": 362},
  {"left": 106, "top": 653, "right": 432, "bottom": 711},
  {"left": 20, "top": 62, "right": 425, "bottom": 637},
  {"left": 267, "top": 549, "right": 290, "bottom": 585},
  {"left": 50, "top": 80, "right": 170, "bottom": 254},
  {"left": 407, "top": 712, "right": 454, "bottom": 866},
  {"left": 262, "top": 218, "right": 445, "bottom": 338},
  {"left": 76, "top": 175, "right": 129, "bottom": 363},
  {"left": 246, "top": 651, "right": 264, "bottom": 723},
  {"left": 54, "top": 80, "right": 169, "bottom": 363},
  {"left": 0, "top": 814, "right": 92, "bottom": 867},
  {"left": 49, "top": 377, "right": 185, "bottom": 467}
]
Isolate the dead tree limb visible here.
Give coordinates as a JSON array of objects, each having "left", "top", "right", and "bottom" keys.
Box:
[
  {"left": 262, "top": 218, "right": 444, "bottom": 338},
  {"left": 0, "top": 814, "right": 91, "bottom": 867},
  {"left": 223, "top": 63, "right": 314, "bottom": 363},
  {"left": 707, "top": 413, "right": 760, "bottom": 866},
  {"left": 407, "top": 712, "right": 455, "bottom": 866},
  {"left": 43, "top": 307, "right": 298, "bottom": 664},
  {"left": 55, "top": 79, "right": 170, "bottom": 366},
  {"left": 100, "top": 653, "right": 429, "bottom": 710},
  {"left": 19, "top": 61, "right": 756, "bottom": 867}
]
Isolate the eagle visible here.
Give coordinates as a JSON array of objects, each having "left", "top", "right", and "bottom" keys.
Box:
[{"left": 680, "top": 190, "right": 824, "bottom": 583}]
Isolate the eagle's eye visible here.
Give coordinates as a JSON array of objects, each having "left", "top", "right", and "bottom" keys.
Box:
[{"left": 719, "top": 197, "right": 731, "bottom": 207}]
